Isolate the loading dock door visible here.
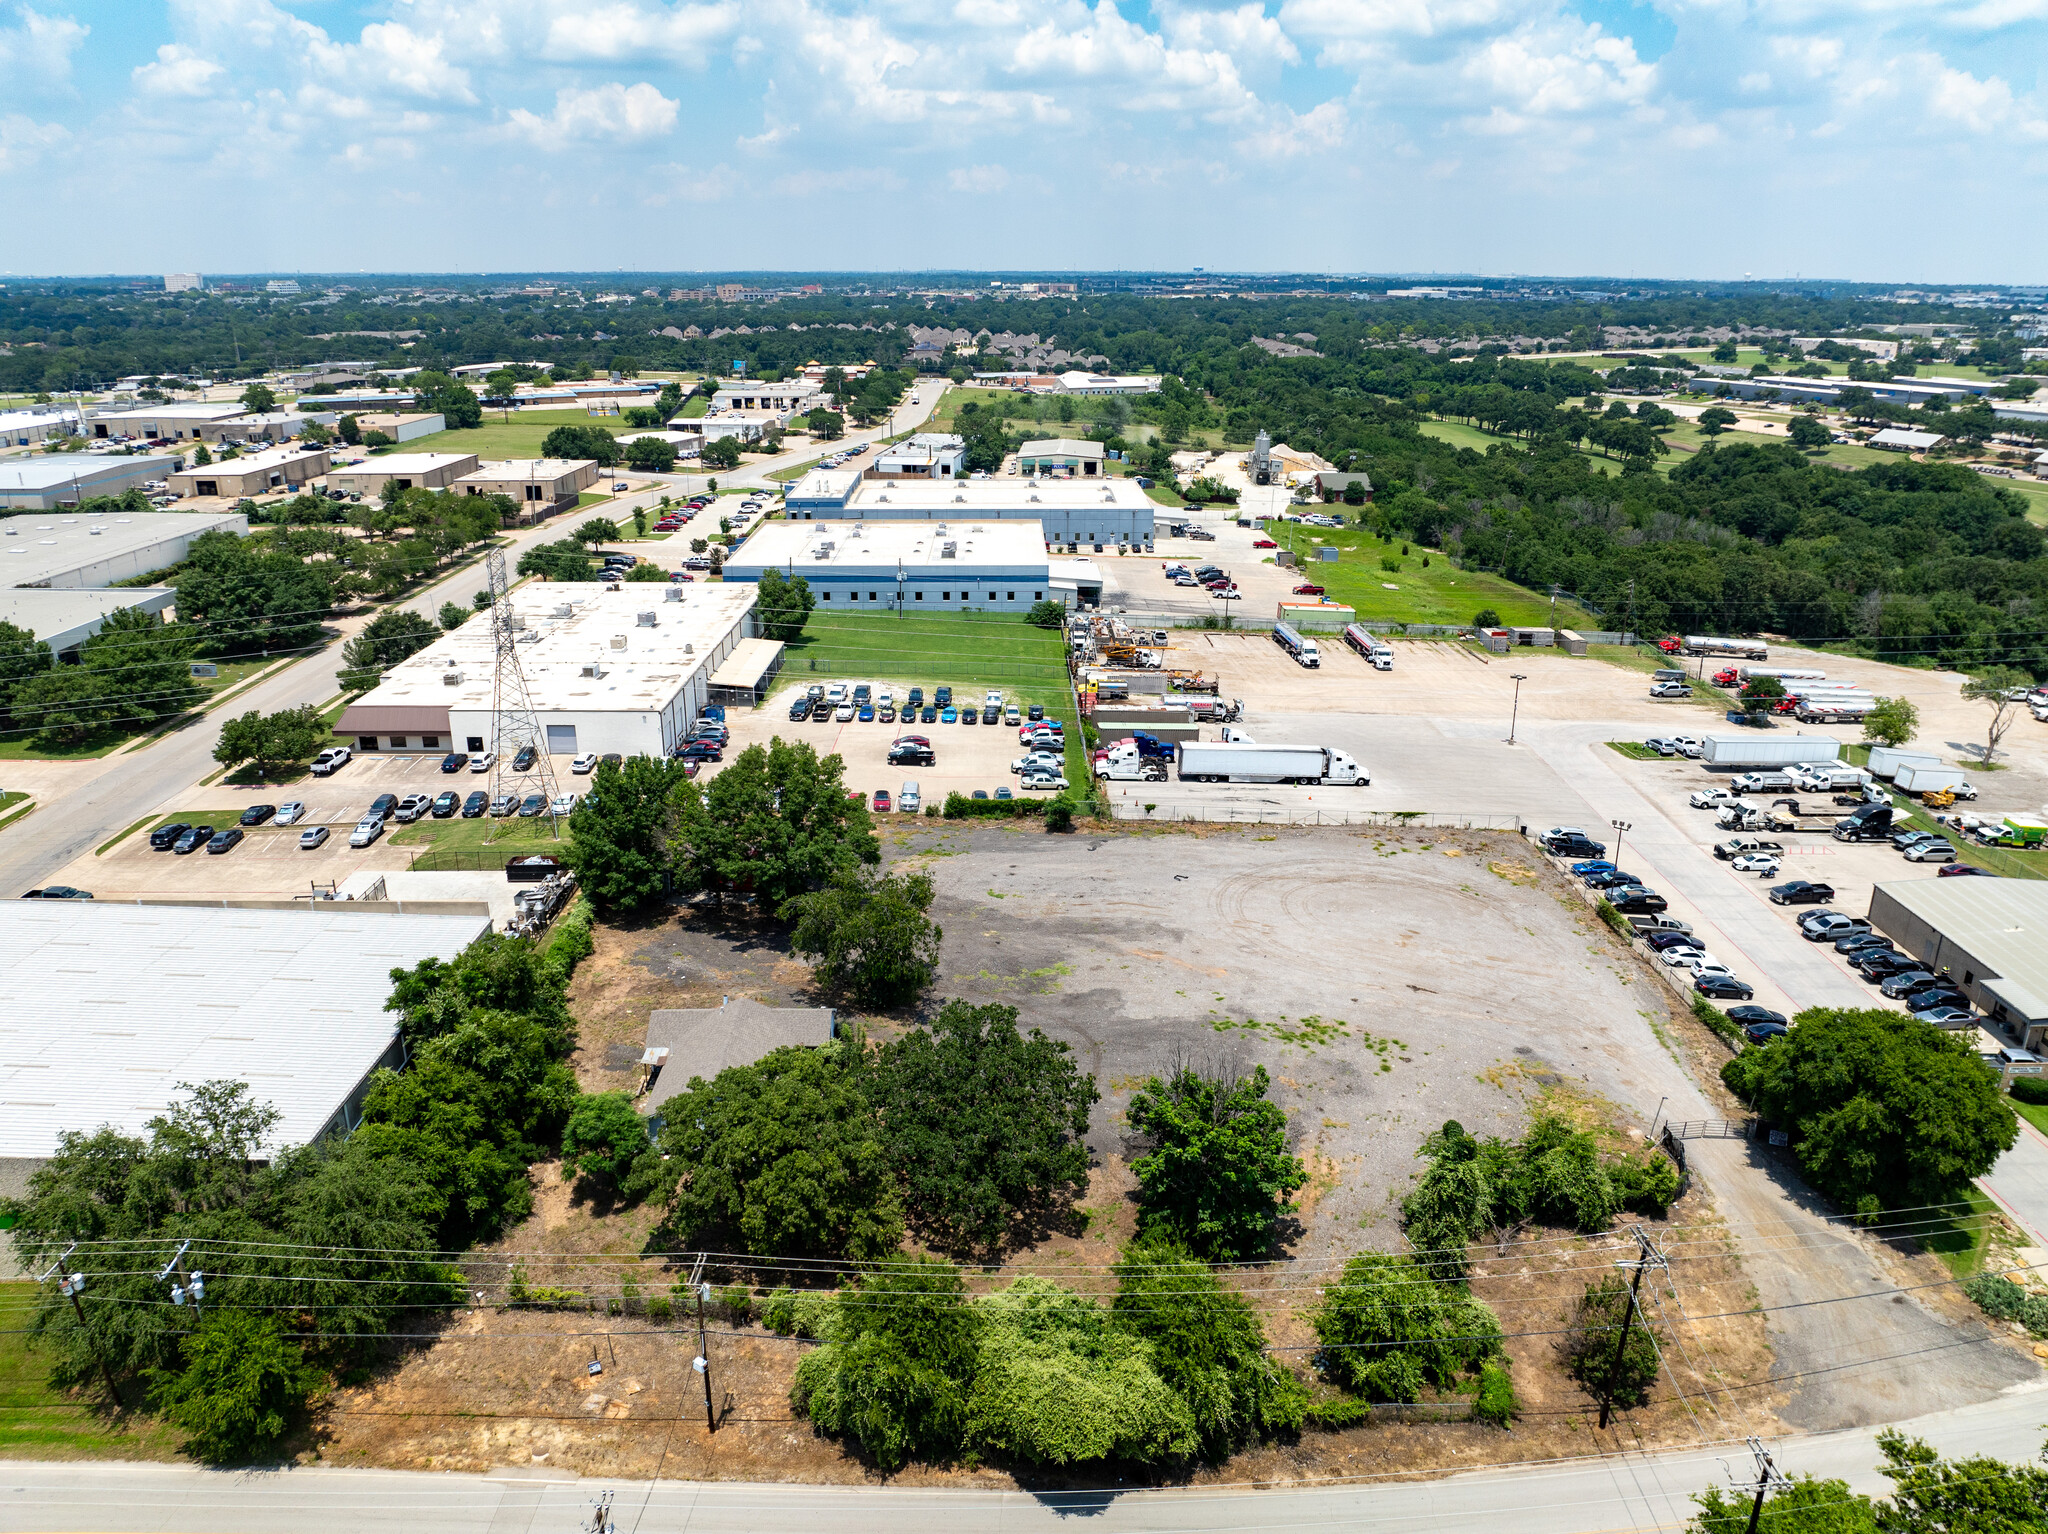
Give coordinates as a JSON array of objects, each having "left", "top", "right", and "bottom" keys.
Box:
[{"left": 545, "top": 724, "right": 578, "bottom": 755}]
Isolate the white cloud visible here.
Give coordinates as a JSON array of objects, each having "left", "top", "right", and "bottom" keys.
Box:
[
  {"left": 311, "top": 21, "right": 476, "bottom": 104},
  {"left": 1462, "top": 22, "right": 1654, "bottom": 116},
  {"left": 133, "top": 44, "right": 225, "bottom": 98},
  {"left": 0, "top": 5, "right": 86, "bottom": 83},
  {"left": 948, "top": 162, "right": 1010, "bottom": 191},
  {"left": 506, "top": 81, "right": 680, "bottom": 143},
  {"left": 541, "top": 1, "right": 739, "bottom": 62},
  {"left": 1157, "top": 3, "right": 1300, "bottom": 65},
  {"left": 1007, "top": 0, "right": 1260, "bottom": 117},
  {"left": 1244, "top": 99, "right": 1347, "bottom": 156},
  {"left": 0, "top": 110, "right": 66, "bottom": 170},
  {"left": 1927, "top": 62, "right": 2014, "bottom": 130},
  {"left": 1737, "top": 70, "right": 1770, "bottom": 93},
  {"left": 770, "top": 165, "right": 904, "bottom": 195}
]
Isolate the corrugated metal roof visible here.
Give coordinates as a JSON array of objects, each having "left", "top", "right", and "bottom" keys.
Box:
[
  {"left": 0, "top": 902, "right": 488, "bottom": 1159},
  {"left": 1875, "top": 877, "right": 2048, "bottom": 1020}
]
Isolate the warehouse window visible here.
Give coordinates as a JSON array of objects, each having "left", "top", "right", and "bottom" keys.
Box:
[
  {"left": 941, "top": 591, "right": 950, "bottom": 600},
  {"left": 1007, "top": 591, "right": 1016, "bottom": 601},
  {"left": 820, "top": 590, "right": 832, "bottom": 600},
  {"left": 421, "top": 735, "right": 441, "bottom": 749},
  {"left": 358, "top": 736, "right": 379, "bottom": 752},
  {"left": 388, "top": 736, "right": 408, "bottom": 749},
  {"left": 869, "top": 591, "right": 878, "bottom": 601},
  {"left": 467, "top": 736, "right": 485, "bottom": 752},
  {"left": 915, "top": 591, "right": 925, "bottom": 601},
  {"left": 1034, "top": 591, "right": 1043, "bottom": 600}
]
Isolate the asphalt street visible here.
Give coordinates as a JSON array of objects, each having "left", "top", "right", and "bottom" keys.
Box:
[{"left": 4, "top": 1382, "right": 2044, "bottom": 1534}]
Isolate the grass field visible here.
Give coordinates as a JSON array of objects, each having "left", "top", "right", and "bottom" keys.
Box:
[
  {"left": 783, "top": 609, "right": 1071, "bottom": 701},
  {"left": 2016, "top": 1098, "right": 2048, "bottom": 1137},
  {"left": 1921, "top": 1186, "right": 2003, "bottom": 1279},
  {"left": 392, "top": 808, "right": 571, "bottom": 865},
  {"left": 397, "top": 409, "right": 641, "bottom": 460},
  {"left": 0, "top": 1282, "right": 179, "bottom": 1460},
  {"left": 1419, "top": 417, "right": 1645, "bottom": 481},
  {"left": 1257, "top": 520, "right": 1596, "bottom": 629}
]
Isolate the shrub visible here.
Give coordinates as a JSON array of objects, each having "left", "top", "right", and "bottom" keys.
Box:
[
  {"left": 1044, "top": 797, "right": 1075, "bottom": 832},
  {"left": 942, "top": 791, "right": 1046, "bottom": 819},
  {"left": 1127, "top": 1064, "right": 1306, "bottom": 1260},
  {"left": 1559, "top": 1276, "right": 1659, "bottom": 1409},
  {"left": 1594, "top": 898, "right": 1632, "bottom": 938},
  {"left": 1310, "top": 1251, "right": 1501, "bottom": 1399},
  {"left": 1303, "top": 1398, "right": 1369, "bottom": 1429},
  {"left": 541, "top": 895, "right": 595, "bottom": 983},
  {"left": 646, "top": 1297, "right": 673, "bottom": 1322},
  {"left": 150, "top": 1310, "right": 321, "bottom": 1464},
  {"left": 1380, "top": 556, "right": 1401, "bottom": 573},
  {"left": 1473, "top": 1361, "right": 1519, "bottom": 1427},
  {"left": 1472, "top": 608, "right": 1502, "bottom": 627},
  {"left": 722, "top": 1283, "right": 754, "bottom": 1324},
  {"left": 1962, "top": 1273, "right": 2048, "bottom": 1336},
  {"left": 1691, "top": 994, "right": 1745, "bottom": 1051},
  {"left": 2012, "top": 1077, "right": 2048, "bottom": 1106}
]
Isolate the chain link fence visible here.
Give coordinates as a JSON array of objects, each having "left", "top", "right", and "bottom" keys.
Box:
[{"left": 1102, "top": 803, "right": 1521, "bottom": 830}]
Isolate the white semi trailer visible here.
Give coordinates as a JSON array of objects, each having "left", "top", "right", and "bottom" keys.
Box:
[{"left": 1177, "top": 742, "right": 1368, "bottom": 785}]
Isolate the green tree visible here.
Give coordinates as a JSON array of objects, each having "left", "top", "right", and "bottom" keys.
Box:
[
  {"left": 437, "top": 600, "right": 468, "bottom": 631},
  {"left": 1690, "top": 1474, "right": 1877, "bottom": 1534},
  {"left": 337, "top": 413, "right": 361, "bottom": 446},
  {"left": 516, "top": 538, "right": 597, "bottom": 583},
  {"left": 787, "top": 865, "right": 943, "bottom": 1010},
  {"left": 1738, "top": 673, "right": 1785, "bottom": 719},
  {"left": 867, "top": 1000, "right": 1098, "bottom": 1256},
  {"left": 1873, "top": 1428, "right": 2048, "bottom": 1532},
  {"left": 754, "top": 567, "right": 817, "bottom": 642},
  {"left": 1560, "top": 1274, "right": 1660, "bottom": 1410},
  {"left": 624, "top": 435, "right": 677, "bottom": 472},
  {"left": 1862, "top": 695, "right": 1920, "bottom": 749},
  {"left": 212, "top": 704, "right": 324, "bottom": 781},
  {"left": 1471, "top": 607, "right": 1502, "bottom": 628},
  {"left": 192, "top": 443, "right": 212, "bottom": 466},
  {"left": 1787, "top": 413, "right": 1831, "bottom": 449},
  {"left": 10, "top": 607, "right": 202, "bottom": 746},
  {"left": 702, "top": 435, "right": 742, "bottom": 470},
  {"left": 1959, "top": 665, "right": 2033, "bottom": 766},
  {"left": 361, "top": 429, "right": 394, "bottom": 450},
  {"left": 668, "top": 736, "right": 876, "bottom": 908},
  {"left": 337, "top": 609, "right": 438, "bottom": 692},
  {"left": 1697, "top": 406, "right": 1739, "bottom": 438},
  {"left": 238, "top": 382, "right": 277, "bottom": 414},
  {"left": 299, "top": 420, "right": 332, "bottom": 445},
  {"left": 1711, "top": 340, "right": 1738, "bottom": 363},
  {"left": 0, "top": 618, "right": 54, "bottom": 728},
  {"left": 568, "top": 754, "right": 686, "bottom": 913},
  {"left": 1024, "top": 599, "right": 1065, "bottom": 629},
  {"left": 1722, "top": 1008, "right": 2017, "bottom": 1217},
  {"left": 150, "top": 1310, "right": 321, "bottom": 1464},
  {"left": 574, "top": 516, "right": 621, "bottom": 548},
  {"left": 652, "top": 1044, "right": 902, "bottom": 1261},
  {"left": 539, "top": 424, "right": 622, "bottom": 466},
  {"left": 559, "top": 1091, "right": 657, "bottom": 1202},
  {"left": 1126, "top": 1064, "right": 1305, "bottom": 1260},
  {"left": 791, "top": 1256, "right": 976, "bottom": 1471},
  {"left": 412, "top": 369, "right": 482, "bottom": 429},
  {"left": 626, "top": 562, "right": 666, "bottom": 582},
  {"left": 805, "top": 406, "right": 845, "bottom": 440},
  {"left": 1311, "top": 1250, "right": 1502, "bottom": 1401},
  {"left": 174, "top": 528, "right": 334, "bottom": 655}
]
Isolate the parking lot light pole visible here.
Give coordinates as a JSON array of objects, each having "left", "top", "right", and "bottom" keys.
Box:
[
  {"left": 1610, "top": 819, "right": 1632, "bottom": 868},
  {"left": 1506, "top": 673, "right": 1528, "bottom": 746}
]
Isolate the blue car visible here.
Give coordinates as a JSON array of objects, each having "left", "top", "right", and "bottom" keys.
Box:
[
  {"left": 857, "top": 704, "right": 876, "bottom": 722},
  {"left": 940, "top": 705, "right": 958, "bottom": 723},
  {"left": 1571, "top": 859, "right": 1617, "bottom": 877}
]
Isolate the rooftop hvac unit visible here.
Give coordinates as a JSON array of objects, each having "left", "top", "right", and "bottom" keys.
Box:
[
  {"left": 553, "top": 603, "right": 574, "bottom": 618},
  {"left": 441, "top": 669, "right": 463, "bottom": 685},
  {"left": 609, "top": 633, "right": 628, "bottom": 650},
  {"left": 582, "top": 660, "right": 607, "bottom": 677},
  {"left": 940, "top": 541, "right": 956, "bottom": 558},
  {"left": 637, "top": 611, "right": 658, "bottom": 627},
  {"left": 953, "top": 493, "right": 965, "bottom": 502},
  {"left": 664, "top": 585, "right": 685, "bottom": 601},
  {"left": 684, "top": 643, "right": 695, "bottom": 655},
  {"left": 516, "top": 630, "right": 539, "bottom": 643},
  {"left": 89, "top": 527, "right": 103, "bottom": 535}
]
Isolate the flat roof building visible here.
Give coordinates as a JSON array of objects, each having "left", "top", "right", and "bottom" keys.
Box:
[
  {"left": 169, "top": 445, "right": 330, "bottom": 500},
  {"left": 456, "top": 458, "right": 600, "bottom": 522},
  {"left": 350, "top": 411, "right": 445, "bottom": 444},
  {"left": 724, "top": 518, "right": 1053, "bottom": 613},
  {"left": 197, "top": 412, "right": 328, "bottom": 446},
  {"left": 335, "top": 584, "right": 757, "bottom": 759},
  {"left": 783, "top": 470, "right": 1154, "bottom": 547},
  {"left": 873, "top": 433, "right": 966, "bottom": 479},
  {"left": 695, "top": 412, "right": 782, "bottom": 442},
  {"left": 1868, "top": 428, "right": 1945, "bottom": 452},
  {"left": 0, "top": 453, "right": 179, "bottom": 512},
  {"left": 0, "top": 902, "right": 489, "bottom": 1189},
  {"left": 1017, "top": 437, "right": 1107, "bottom": 477},
  {"left": 0, "top": 407, "right": 83, "bottom": 448},
  {"left": 0, "top": 508, "right": 245, "bottom": 586},
  {"left": 328, "top": 452, "right": 481, "bottom": 499},
  {"left": 1057, "top": 370, "right": 1162, "bottom": 396},
  {"left": 642, "top": 998, "right": 835, "bottom": 1115},
  {"left": 88, "top": 403, "right": 247, "bottom": 441},
  {"left": 0, "top": 586, "right": 178, "bottom": 659},
  {"left": 710, "top": 379, "right": 823, "bottom": 415},
  {"left": 704, "top": 636, "right": 788, "bottom": 705},
  {"left": 1867, "top": 877, "right": 2048, "bottom": 1053}
]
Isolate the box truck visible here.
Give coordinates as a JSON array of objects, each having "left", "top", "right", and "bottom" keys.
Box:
[
  {"left": 1177, "top": 741, "right": 1368, "bottom": 785},
  {"left": 1699, "top": 735, "right": 1841, "bottom": 767},
  {"left": 1273, "top": 621, "right": 1321, "bottom": 668},
  {"left": 1893, "top": 763, "right": 1977, "bottom": 799},
  {"left": 1867, "top": 747, "right": 1940, "bottom": 780}
]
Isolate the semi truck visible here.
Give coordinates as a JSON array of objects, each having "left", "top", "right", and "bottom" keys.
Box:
[
  {"left": 1714, "top": 664, "right": 1828, "bottom": 686},
  {"left": 1343, "top": 624, "right": 1394, "bottom": 669},
  {"left": 1176, "top": 741, "right": 1369, "bottom": 785},
  {"left": 1664, "top": 635, "right": 1769, "bottom": 660},
  {"left": 1699, "top": 734, "right": 1841, "bottom": 768},
  {"left": 1273, "top": 621, "right": 1321, "bottom": 668}
]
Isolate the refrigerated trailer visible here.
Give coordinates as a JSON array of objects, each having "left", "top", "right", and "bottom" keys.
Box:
[
  {"left": 1868, "top": 747, "right": 1941, "bottom": 780},
  {"left": 1176, "top": 741, "right": 1368, "bottom": 784}
]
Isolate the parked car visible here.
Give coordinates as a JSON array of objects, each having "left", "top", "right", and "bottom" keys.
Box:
[
  {"left": 310, "top": 746, "right": 351, "bottom": 776},
  {"left": 441, "top": 752, "right": 469, "bottom": 773},
  {"left": 348, "top": 818, "right": 384, "bottom": 848},
  {"left": 858, "top": 704, "right": 876, "bottom": 723},
  {"left": 1013, "top": 751, "right": 1065, "bottom": 775},
  {"left": 24, "top": 885, "right": 94, "bottom": 899},
  {"left": 1769, "top": 880, "right": 1835, "bottom": 905},
  {"left": 1695, "top": 973, "right": 1756, "bottom": 1000},
  {"left": 834, "top": 702, "right": 855, "bottom": 722},
  {"left": 489, "top": 793, "right": 517, "bottom": 817},
  {"left": 1801, "top": 914, "right": 1869, "bottom": 941},
  {"left": 173, "top": 824, "right": 214, "bottom": 855},
  {"left": 550, "top": 792, "right": 579, "bottom": 817},
  {"left": 789, "top": 696, "right": 812, "bottom": 721},
  {"left": 1646, "top": 930, "right": 1699, "bottom": 952},
  {"left": 1729, "top": 1005, "right": 1787, "bottom": 1031},
  {"left": 873, "top": 789, "right": 893, "bottom": 813},
  {"left": 1292, "top": 583, "right": 1326, "bottom": 596},
  {"left": 299, "top": 826, "right": 330, "bottom": 850},
  {"left": 1834, "top": 933, "right": 1895, "bottom": 956},
  {"left": 1741, "top": 1018, "right": 1789, "bottom": 1043},
  {"left": 150, "top": 821, "right": 191, "bottom": 851},
  {"left": 1544, "top": 835, "right": 1606, "bottom": 859},
  {"left": 462, "top": 791, "right": 488, "bottom": 818},
  {"left": 1649, "top": 681, "right": 1691, "bottom": 698},
  {"left": 680, "top": 740, "right": 722, "bottom": 761},
  {"left": 1253, "top": 538, "right": 1277, "bottom": 548},
  {"left": 274, "top": 801, "right": 305, "bottom": 826},
  {"left": 1019, "top": 770, "right": 1069, "bottom": 791},
  {"left": 1661, "top": 945, "right": 1712, "bottom": 968},
  {"left": 1570, "top": 859, "right": 1618, "bottom": 877},
  {"left": 512, "top": 746, "right": 538, "bottom": 772},
  {"left": 518, "top": 793, "right": 547, "bottom": 817},
  {"left": 899, "top": 781, "right": 921, "bottom": 814},
  {"left": 1891, "top": 828, "right": 1945, "bottom": 852},
  {"left": 1584, "top": 869, "right": 1643, "bottom": 890},
  {"left": 470, "top": 752, "right": 495, "bottom": 774},
  {"left": 571, "top": 752, "right": 599, "bottom": 774},
  {"left": 1853, "top": 950, "right": 1920, "bottom": 981},
  {"left": 432, "top": 790, "right": 460, "bottom": 818},
  {"left": 961, "top": 708, "right": 978, "bottom": 726},
  {"left": 1938, "top": 863, "right": 1997, "bottom": 878},
  {"left": 1914, "top": 1006, "right": 1976, "bottom": 1028},
  {"left": 239, "top": 804, "right": 276, "bottom": 827},
  {"left": 206, "top": 827, "right": 244, "bottom": 855},
  {"left": 393, "top": 793, "right": 432, "bottom": 824},
  {"left": 1906, "top": 986, "right": 1970, "bottom": 1014},
  {"left": 1879, "top": 970, "right": 1941, "bottom": 999},
  {"left": 1902, "top": 839, "right": 1958, "bottom": 863}
]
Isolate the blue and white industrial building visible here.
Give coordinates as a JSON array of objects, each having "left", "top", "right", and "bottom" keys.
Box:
[
  {"left": 783, "top": 469, "right": 1155, "bottom": 547},
  {"left": 0, "top": 453, "right": 179, "bottom": 511},
  {"left": 725, "top": 519, "right": 1054, "bottom": 612}
]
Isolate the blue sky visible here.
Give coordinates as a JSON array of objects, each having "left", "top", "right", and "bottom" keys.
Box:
[{"left": 3, "top": 0, "right": 2046, "bottom": 281}]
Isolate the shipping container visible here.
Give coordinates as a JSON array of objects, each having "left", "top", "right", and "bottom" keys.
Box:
[
  {"left": 1699, "top": 735, "right": 1842, "bottom": 767},
  {"left": 1176, "top": 741, "right": 1368, "bottom": 785},
  {"left": 1868, "top": 747, "right": 1941, "bottom": 780}
]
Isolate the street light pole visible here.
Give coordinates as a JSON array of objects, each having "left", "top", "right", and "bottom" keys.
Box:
[
  {"left": 1506, "top": 673, "right": 1528, "bottom": 746},
  {"left": 1610, "top": 818, "right": 1632, "bottom": 868}
]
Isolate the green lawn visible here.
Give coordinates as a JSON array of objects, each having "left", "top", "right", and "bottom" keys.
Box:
[
  {"left": 783, "top": 610, "right": 1071, "bottom": 702},
  {"left": 0, "top": 1282, "right": 180, "bottom": 1460},
  {"left": 391, "top": 808, "right": 571, "bottom": 868},
  {"left": 1420, "top": 417, "right": 1649, "bottom": 480},
  {"left": 1256, "top": 521, "right": 1596, "bottom": 630},
  {"left": 2015, "top": 1098, "right": 2048, "bottom": 1137},
  {"left": 1920, "top": 1186, "right": 2002, "bottom": 1280},
  {"left": 396, "top": 409, "right": 642, "bottom": 460}
]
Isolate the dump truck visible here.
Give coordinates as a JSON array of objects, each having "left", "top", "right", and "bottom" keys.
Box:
[{"left": 1176, "top": 741, "right": 1368, "bottom": 785}]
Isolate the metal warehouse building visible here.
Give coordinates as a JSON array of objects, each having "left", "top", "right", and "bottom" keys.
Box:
[
  {"left": 0, "top": 508, "right": 246, "bottom": 585},
  {"left": 724, "top": 519, "right": 1053, "bottom": 613},
  {"left": 783, "top": 470, "right": 1154, "bottom": 547},
  {"left": 0, "top": 587, "right": 179, "bottom": 659},
  {"left": 88, "top": 403, "right": 249, "bottom": 440},
  {"left": 0, "top": 453, "right": 179, "bottom": 511},
  {"left": 0, "top": 902, "right": 489, "bottom": 1198},
  {"left": 1867, "top": 877, "right": 2048, "bottom": 1054},
  {"left": 335, "top": 584, "right": 757, "bottom": 759},
  {"left": 169, "top": 445, "right": 331, "bottom": 500}
]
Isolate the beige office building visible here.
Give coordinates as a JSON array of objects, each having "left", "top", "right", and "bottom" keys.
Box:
[
  {"left": 169, "top": 446, "right": 331, "bottom": 500},
  {"left": 455, "top": 459, "right": 600, "bottom": 522},
  {"left": 327, "top": 453, "right": 480, "bottom": 498}
]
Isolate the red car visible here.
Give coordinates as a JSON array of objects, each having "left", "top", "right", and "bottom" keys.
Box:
[
  {"left": 872, "top": 790, "right": 892, "bottom": 813},
  {"left": 1253, "top": 538, "right": 1277, "bottom": 549},
  {"left": 1292, "top": 583, "right": 1325, "bottom": 596}
]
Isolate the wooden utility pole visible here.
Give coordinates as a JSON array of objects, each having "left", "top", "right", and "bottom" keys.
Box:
[
  {"left": 1597, "top": 1226, "right": 1668, "bottom": 1430},
  {"left": 1742, "top": 1437, "right": 1792, "bottom": 1534},
  {"left": 694, "top": 1281, "right": 715, "bottom": 1433},
  {"left": 40, "top": 1247, "right": 121, "bottom": 1408}
]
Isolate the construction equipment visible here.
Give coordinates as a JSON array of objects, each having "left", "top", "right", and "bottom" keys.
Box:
[
  {"left": 1165, "top": 669, "right": 1220, "bottom": 694},
  {"left": 1922, "top": 788, "right": 1958, "bottom": 810},
  {"left": 1100, "top": 643, "right": 1161, "bottom": 669}
]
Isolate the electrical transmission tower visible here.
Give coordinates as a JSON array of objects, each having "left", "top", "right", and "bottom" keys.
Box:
[{"left": 485, "top": 549, "right": 560, "bottom": 844}]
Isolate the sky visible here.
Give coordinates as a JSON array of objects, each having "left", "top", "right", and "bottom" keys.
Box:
[{"left": 2, "top": 0, "right": 2046, "bottom": 282}]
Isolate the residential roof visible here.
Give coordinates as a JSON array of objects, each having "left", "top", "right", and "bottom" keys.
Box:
[
  {"left": 0, "top": 508, "right": 243, "bottom": 584},
  {"left": 726, "top": 518, "right": 1050, "bottom": 572},
  {"left": 642, "top": 998, "right": 836, "bottom": 1113},
  {"left": 0, "top": 902, "right": 488, "bottom": 1159},
  {"left": 1873, "top": 876, "right": 2048, "bottom": 1023}
]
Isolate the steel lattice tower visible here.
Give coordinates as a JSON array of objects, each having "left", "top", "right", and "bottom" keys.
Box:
[{"left": 484, "top": 549, "right": 561, "bottom": 843}]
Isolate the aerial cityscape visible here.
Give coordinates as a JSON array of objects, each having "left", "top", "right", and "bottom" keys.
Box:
[{"left": 2, "top": 3, "right": 2047, "bottom": 1533}]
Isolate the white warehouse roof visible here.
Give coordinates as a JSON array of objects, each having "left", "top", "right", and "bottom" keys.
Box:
[
  {"left": 727, "top": 518, "right": 1050, "bottom": 572},
  {"left": 0, "top": 508, "right": 245, "bottom": 586},
  {"left": 0, "top": 902, "right": 489, "bottom": 1160},
  {"left": 0, "top": 454, "right": 178, "bottom": 496}
]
